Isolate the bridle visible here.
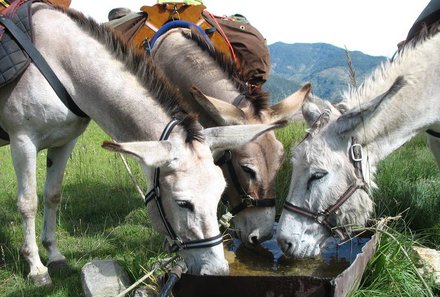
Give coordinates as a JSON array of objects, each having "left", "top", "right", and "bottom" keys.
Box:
[
  {"left": 145, "top": 118, "right": 223, "bottom": 252},
  {"left": 283, "top": 136, "right": 369, "bottom": 241},
  {"left": 215, "top": 150, "right": 275, "bottom": 216}
]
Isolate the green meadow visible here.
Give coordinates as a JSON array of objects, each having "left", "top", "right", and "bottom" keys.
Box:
[{"left": 0, "top": 121, "right": 439, "bottom": 296}]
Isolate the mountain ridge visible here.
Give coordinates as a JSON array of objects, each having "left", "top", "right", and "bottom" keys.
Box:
[{"left": 265, "top": 42, "right": 388, "bottom": 103}]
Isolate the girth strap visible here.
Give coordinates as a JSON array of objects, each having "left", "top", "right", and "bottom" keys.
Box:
[
  {"left": 0, "top": 124, "right": 9, "bottom": 140},
  {"left": 0, "top": 13, "right": 88, "bottom": 118},
  {"left": 427, "top": 129, "right": 440, "bottom": 138}
]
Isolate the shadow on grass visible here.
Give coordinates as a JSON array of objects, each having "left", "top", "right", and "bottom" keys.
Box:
[
  {"left": 59, "top": 181, "right": 146, "bottom": 233},
  {"left": 1, "top": 179, "right": 167, "bottom": 296}
]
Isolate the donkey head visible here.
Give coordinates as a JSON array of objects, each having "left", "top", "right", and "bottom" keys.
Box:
[
  {"left": 102, "top": 122, "right": 282, "bottom": 274},
  {"left": 276, "top": 77, "right": 405, "bottom": 258},
  {"left": 190, "top": 84, "right": 310, "bottom": 245}
]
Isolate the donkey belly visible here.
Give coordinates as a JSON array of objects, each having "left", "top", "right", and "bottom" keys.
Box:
[{"left": 0, "top": 68, "right": 90, "bottom": 150}]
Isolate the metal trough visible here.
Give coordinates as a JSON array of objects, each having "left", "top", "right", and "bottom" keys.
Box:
[{"left": 171, "top": 230, "right": 379, "bottom": 297}]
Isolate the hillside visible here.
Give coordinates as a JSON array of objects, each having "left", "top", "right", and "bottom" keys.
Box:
[{"left": 265, "top": 42, "right": 387, "bottom": 103}]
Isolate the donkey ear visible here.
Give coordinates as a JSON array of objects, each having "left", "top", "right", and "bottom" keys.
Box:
[
  {"left": 270, "top": 83, "right": 311, "bottom": 122},
  {"left": 335, "top": 76, "right": 406, "bottom": 136},
  {"left": 102, "top": 140, "right": 173, "bottom": 167},
  {"left": 302, "top": 97, "right": 322, "bottom": 126},
  {"left": 189, "top": 86, "right": 246, "bottom": 125},
  {"left": 203, "top": 121, "right": 286, "bottom": 152}
]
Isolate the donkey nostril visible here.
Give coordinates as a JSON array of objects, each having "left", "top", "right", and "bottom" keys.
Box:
[
  {"left": 287, "top": 241, "right": 293, "bottom": 249},
  {"left": 251, "top": 236, "right": 259, "bottom": 244}
]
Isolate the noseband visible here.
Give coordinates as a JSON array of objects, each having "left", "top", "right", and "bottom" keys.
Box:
[
  {"left": 283, "top": 137, "right": 369, "bottom": 241},
  {"left": 215, "top": 150, "right": 275, "bottom": 216},
  {"left": 145, "top": 119, "right": 223, "bottom": 252}
]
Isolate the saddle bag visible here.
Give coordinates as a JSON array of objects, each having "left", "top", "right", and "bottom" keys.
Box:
[
  {"left": 0, "top": 0, "right": 32, "bottom": 88},
  {"left": 112, "top": 3, "right": 271, "bottom": 86},
  {"left": 201, "top": 11, "right": 271, "bottom": 85}
]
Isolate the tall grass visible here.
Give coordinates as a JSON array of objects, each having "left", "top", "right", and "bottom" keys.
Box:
[{"left": 274, "top": 121, "right": 308, "bottom": 214}]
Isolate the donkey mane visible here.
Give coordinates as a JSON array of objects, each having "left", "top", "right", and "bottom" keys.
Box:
[
  {"left": 342, "top": 20, "right": 439, "bottom": 110},
  {"left": 48, "top": 5, "right": 204, "bottom": 143},
  {"left": 181, "top": 27, "right": 269, "bottom": 116}
]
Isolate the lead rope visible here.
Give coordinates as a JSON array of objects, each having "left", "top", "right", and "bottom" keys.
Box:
[
  {"left": 115, "top": 255, "right": 181, "bottom": 297},
  {"left": 115, "top": 147, "right": 145, "bottom": 198},
  {"left": 205, "top": 10, "right": 237, "bottom": 64}
]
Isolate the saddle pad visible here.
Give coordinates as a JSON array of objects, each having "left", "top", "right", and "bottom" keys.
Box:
[
  {"left": 0, "top": 0, "right": 32, "bottom": 88},
  {"left": 406, "top": 0, "right": 440, "bottom": 41}
]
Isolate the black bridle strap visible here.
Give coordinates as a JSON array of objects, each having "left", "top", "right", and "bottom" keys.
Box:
[
  {"left": 215, "top": 150, "right": 247, "bottom": 197},
  {"left": 229, "top": 197, "right": 275, "bottom": 216},
  {"left": 215, "top": 150, "right": 276, "bottom": 215},
  {"left": 0, "top": 14, "right": 88, "bottom": 118},
  {"left": 145, "top": 119, "right": 223, "bottom": 251},
  {"left": 178, "top": 233, "right": 224, "bottom": 250},
  {"left": 145, "top": 119, "right": 180, "bottom": 241}
]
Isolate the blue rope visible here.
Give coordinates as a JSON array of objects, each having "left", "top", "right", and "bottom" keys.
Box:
[{"left": 149, "top": 20, "right": 211, "bottom": 49}]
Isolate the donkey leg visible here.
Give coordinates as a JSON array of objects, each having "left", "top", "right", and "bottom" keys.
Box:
[
  {"left": 10, "top": 139, "right": 51, "bottom": 286},
  {"left": 42, "top": 139, "right": 77, "bottom": 270}
]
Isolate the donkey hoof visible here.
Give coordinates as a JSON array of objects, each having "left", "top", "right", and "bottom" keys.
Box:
[
  {"left": 29, "top": 272, "right": 52, "bottom": 286},
  {"left": 48, "top": 259, "right": 69, "bottom": 271}
]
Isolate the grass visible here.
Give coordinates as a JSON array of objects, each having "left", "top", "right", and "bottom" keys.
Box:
[
  {"left": 350, "top": 224, "right": 435, "bottom": 297},
  {"left": 0, "top": 122, "right": 166, "bottom": 297},
  {"left": 1, "top": 120, "right": 440, "bottom": 296}
]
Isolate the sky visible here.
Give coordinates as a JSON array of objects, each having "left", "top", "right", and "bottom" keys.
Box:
[{"left": 69, "top": 1, "right": 431, "bottom": 58}]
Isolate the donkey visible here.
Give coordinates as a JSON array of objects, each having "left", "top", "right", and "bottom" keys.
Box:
[
  {"left": 149, "top": 27, "right": 309, "bottom": 246},
  {"left": 276, "top": 22, "right": 440, "bottom": 258},
  {"left": 0, "top": 3, "right": 280, "bottom": 285}
]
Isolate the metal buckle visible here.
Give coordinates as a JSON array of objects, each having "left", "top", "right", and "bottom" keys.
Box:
[
  {"left": 224, "top": 150, "right": 232, "bottom": 162},
  {"left": 315, "top": 211, "right": 328, "bottom": 224},
  {"left": 350, "top": 143, "right": 363, "bottom": 162},
  {"left": 242, "top": 196, "right": 256, "bottom": 208},
  {"left": 168, "top": 237, "right": 184, "bottom": 252}
]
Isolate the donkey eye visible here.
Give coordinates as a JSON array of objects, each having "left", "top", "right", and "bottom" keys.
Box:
[
  {"left": 176, "top": 200, "right": 194, "bottom": 212},
  {"left": 241, "top": 165, "right": 256, "bottom": 179},
  {"left": 307, "top": 171, "right": 328, "bottom": 190}
]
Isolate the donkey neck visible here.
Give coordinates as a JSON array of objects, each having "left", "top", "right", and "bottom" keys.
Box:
[
  {"left": 33, "top": 6, "right": 184, "bottom": 143},
  {"left": 347, "top": 34, "right": 440, "bottom": 165},
  {"left": 152, "top": 29, "right": 243, "bottom": 126}
]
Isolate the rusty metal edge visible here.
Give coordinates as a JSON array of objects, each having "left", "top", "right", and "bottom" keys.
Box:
[{"left": 331, "top": 225, "right": 384, "bottom": 297}]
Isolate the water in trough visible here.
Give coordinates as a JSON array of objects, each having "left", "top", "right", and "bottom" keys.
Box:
[
  {"left": 171, "top": 223, "right": 377, "bottom": 297},
  {"left": 225, "top": 223, "right": 370, "bottom": 278}
]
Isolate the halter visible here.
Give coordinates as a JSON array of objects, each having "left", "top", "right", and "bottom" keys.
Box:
[
  {"left": 283, "top": 136, "right": 369, "bottom": 241},
  {"left": 145, "top": 118, "right": 224, "bottom": 252},
  {"left": 215, "top": 150, "right": 275, "bottom": 216}
]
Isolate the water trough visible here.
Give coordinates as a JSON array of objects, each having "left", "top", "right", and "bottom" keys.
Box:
[{"left": 169, "top": 224, "right": 379, "bottom": 297}]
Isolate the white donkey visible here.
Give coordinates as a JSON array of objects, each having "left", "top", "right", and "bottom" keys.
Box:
[
  {"left": 277, "top": 23, "right": 440, "bottom": 258},
  {"left": 0, "top": 3, "right": 280, "bottom": 285}
]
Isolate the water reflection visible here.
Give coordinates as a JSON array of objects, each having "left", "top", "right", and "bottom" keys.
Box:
[{"left": 225, "top": 224, "right": 370, "bottom": 277}]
